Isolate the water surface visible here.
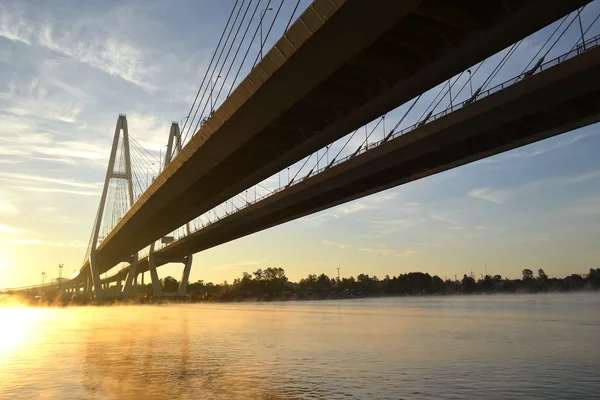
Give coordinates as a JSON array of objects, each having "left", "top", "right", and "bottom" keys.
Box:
[{"left": 1, "top": 293, "right": 599, "bottom": 399}]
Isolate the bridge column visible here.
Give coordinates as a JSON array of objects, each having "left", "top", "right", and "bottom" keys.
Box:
[
  {"left": 146, "top": 121, "right": 194, "bottom": 298},
  {"left": 122, "top": 255, "right": 138, "bottom": 297},
  {"left": 85, "top": 114, "right": 137, "bottom": 299},
  {"left": 148, "top": 243, "right": 163, "bottom": 297},
  {"left": 177, "top": 255, "right": 193, "bottom": 296}
]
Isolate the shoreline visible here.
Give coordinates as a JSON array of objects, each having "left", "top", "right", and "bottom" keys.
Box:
[{"left": 1, "top": 288, "right": 597, "bottom": 308}]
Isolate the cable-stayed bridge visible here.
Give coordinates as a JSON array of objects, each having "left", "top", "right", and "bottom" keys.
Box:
[{"left": 4, "top": 0, "right": 600, "bottom": 298}]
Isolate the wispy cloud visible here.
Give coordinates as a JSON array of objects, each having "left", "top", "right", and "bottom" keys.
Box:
[
  {"left": 0, "top": 172, "right": 101, "bottom": 189},
  {"left": 358, "top": 246, "right": 416, "bottom": 257},
  {"left": 302, "top": 212, "right": 339, "bottom": 227},
  {"left": 322, "top": 240, "right": 350, "bottom": 249},
  {"left": 210, "top": 260, "right": 264, "bottom": 272},
  {"left": 468, "top": 188, "right": 514, "bottom": 204},
  {"left": 0, "top": 200, "right": 19, "bottom": 216},
  {"left": 0, "top": 224, "right": 27, "bottom": 235},
  {"left": 322, "top": 239, "right": 416, "bottom": 257},
  {"left": 0, "top": 5, "right": 33, "bottom": 44},
  {"left": 470, "top": 170, "right": 600, "bottom": 205},
  {"left": 0, "top": 236, "right": 87, "bottom": 247},
  {"left": 430, "top": 214, "right": 466, "bottom": 230},
  {"left": 0, "top": 4, "right": 155, "bottom": 90},
  {"left": 9, "top": 186, "right": 100, "bottom": 197},
  {"left": 481, "top": 132, "right": 595, "bottom": 164}
]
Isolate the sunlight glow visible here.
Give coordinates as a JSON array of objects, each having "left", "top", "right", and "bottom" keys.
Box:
[{"left": 0, "top": 306, "right": 42, "bottom": 358}]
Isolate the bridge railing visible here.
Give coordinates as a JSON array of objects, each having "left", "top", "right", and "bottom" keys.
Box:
[
  {"left": 306, "top": 33, "right": 600, "bottom": 178},
  {"left": 1, "top": 279, "right": 74, "bottom": 293},
  {"left": 104, "top": 34, "right": 600, "bottom": 277}
]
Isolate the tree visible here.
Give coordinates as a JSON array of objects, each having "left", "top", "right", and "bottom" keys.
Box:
[
  {"left": 522, "top": 269, "right": 534, "bottom": 280},
  {"left": 537, "top": 269, "right": 548, "bottom": 281},
  {"left": 462, "top": 274, "right": 477, "bottom": 293},
  {"left": 161, "top": 276, "right": 179, "bottom": 293}
]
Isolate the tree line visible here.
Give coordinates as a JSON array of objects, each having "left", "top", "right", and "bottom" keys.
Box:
[{"left": 147, "top": 267, "right": 600, "bottom": 301}]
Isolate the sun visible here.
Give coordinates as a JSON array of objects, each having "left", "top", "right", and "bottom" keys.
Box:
[{"left": 0, "top": 307, "right": 41, "bottom": 357}]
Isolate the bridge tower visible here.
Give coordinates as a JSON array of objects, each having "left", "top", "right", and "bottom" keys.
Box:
[
  {"left": 87, "top": 114, "right": 139, "bottom": 298},
  {"left": 147, "top": 122, "right": 193, "bottom": 297}
]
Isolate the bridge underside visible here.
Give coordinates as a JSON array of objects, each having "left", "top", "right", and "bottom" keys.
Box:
[
  {"left": 88, "top": 0, "right": 590, "bottom": 275},
  {"left": 109, "top": 42, "right": 600, "bottom": 282}
]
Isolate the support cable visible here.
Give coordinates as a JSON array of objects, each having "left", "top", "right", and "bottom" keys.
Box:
[
  {"left": 284, "top": 0, "right": 302, "bottom": 33},
  {"left": 251, "top": 0, "right": 287, "bottom": 69},
  {"left": 520, "top": 12, "right": 571, "bottom": 75},
  {"left": 179, "top": 0, "right": 242, "bottom": 142},
  {"left": 479, "top": 39, "right": 523, "bottom": 92},
  {"left": 226, "top": 0, "right": 274, "bottom": 99},
  {"left": 184, "top": 0, "right": 255, "bottom": 145},
  {"left": 212, "top": 0, "right": 267, "bottom": 113}
]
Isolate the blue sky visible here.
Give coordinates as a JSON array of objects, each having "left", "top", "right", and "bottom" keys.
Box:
[{"left": 0, "top": 0, "right": 599, "bottom": 287}]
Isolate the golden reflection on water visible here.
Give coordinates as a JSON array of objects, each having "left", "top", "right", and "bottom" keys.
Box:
[
  {"left": 0, "top": 306, "right": 41, "bottom": 357},
  {"left": 1, "top": 295, "right": 599, "bottom": 400},
  {"left": 79, "top": 306, "right": 298, "bottom": 400}
]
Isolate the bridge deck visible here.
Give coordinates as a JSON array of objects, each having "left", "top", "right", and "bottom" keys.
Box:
[
  {"left": 106, "top": 42, "right": 600, "bottom": 283},
  {"left": 87, "top": 0, "right": 590, "bottom": 277}
]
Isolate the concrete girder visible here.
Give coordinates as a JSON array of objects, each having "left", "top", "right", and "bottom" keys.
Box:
[{"left": 87, "top": 0, "right": 592, "bottom": 275}]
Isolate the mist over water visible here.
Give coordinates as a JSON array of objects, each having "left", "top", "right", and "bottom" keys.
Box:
[{"left": 1, "top": 294, "right": 599, "bottom": 399}]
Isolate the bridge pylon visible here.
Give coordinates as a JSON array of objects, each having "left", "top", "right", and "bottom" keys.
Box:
[
  {"left": 147, "top": 122, "right": 194, "bottom": 297},
  {"left": 87, "top": 114, "right": 139, "bottom": 298}
]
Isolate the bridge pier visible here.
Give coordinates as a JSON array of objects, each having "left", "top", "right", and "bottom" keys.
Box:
[
  {"left": 85, "top": 115, "right": 137, "bottom": 299},
  {"left": 145, "top": 122, "right": 194, "bottom": 297},
  {"left": 121, "top": 255, "right": 138, "bottom": 297}
]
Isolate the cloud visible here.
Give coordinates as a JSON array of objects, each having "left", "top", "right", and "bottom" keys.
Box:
[
  {"left": 323, "top": 239, "right": 416, "bottom": 257},
  {"left": 0, "top": 5, "right": 33, "bottom": 44},
  {"left": 0, "top": 224, "right": 27, "bottom": 235},
  {"left": 9, "top": 186, "right": 100, "bottom": 197},
  {"left": 0, "top": 236, "right": 87, "bottom": 247},
  {"left": 0, "top": 5, "right": 155, "bottom": 90},
  {"left": 430, "top": 214, "right": 465, "bottom": 230},
  {"left": 468, "top": 188, "right": 514, "bottom": 204},
  {"left": 550, "top": 170, "right": 600, "bottom": 185},
  {"left": 0, "top": 172, "right": 101, "bottom": 189},
  {"left": 562, "top": 193, "right": 600, "bottom": 218},
  {"left": 322, "top": 240, "right": 349, "bottom": 249},
  {"left": 338, "top": 203, "right": 369, "bottom": 214},
  {"left": 38, "top": 21, "right": 155, "bottom": 90},
  {"left": 302, "top": 212, "right": 339, "bottom": 227},
  {"left": 481, "top": 132, "right": 595, "bottom": 164},
  {"left": 210, "top": 260, "right": 263, "bottom": 272},
  {"left": 334, "top": 192, "right": 399, "bottom": 215},
  {"left": 0, "top": 200, "right": 19, "bottom": 216},
  {"left": 366, "top": 217, "right": 422, "bottom": 236},
  {"left": 358, "top": 246, "right": 416, "bottom": 257}
]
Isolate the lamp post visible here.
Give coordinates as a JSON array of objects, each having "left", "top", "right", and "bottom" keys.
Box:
[
  {"left": 146, "top": 164, "right": 155, "bottom": 187},
  {"left": 260, "top": 7, "right": 273, "bottom": 60},
  {"left": 179, "top": 115, "right": 189, "bottom": 147},
  {"left": 210, "top": 75, "right": 221, "bottom": 115},
  {"left": 467, "top": 69, "right": 473, "bottom": 97},
  {"left": 159, "top": 145, "right": 168, "bottom": 171}
]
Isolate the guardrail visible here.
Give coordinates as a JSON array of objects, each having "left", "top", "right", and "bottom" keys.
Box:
[{"left": 1, "top": 279, "right": 74, "bottom": 293}]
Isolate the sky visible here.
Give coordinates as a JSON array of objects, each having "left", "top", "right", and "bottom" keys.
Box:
[{"left": 1, "top": 0, "right": 599, "bottom": 288}]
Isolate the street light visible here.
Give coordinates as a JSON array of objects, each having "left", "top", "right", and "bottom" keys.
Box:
[
  {"left": 209, "top": 74, "right": 222, "bottom": 115},
  {"left": 260, "top": 7, "right": 274, "bottom": 60},
  {"left": 159, "top": 144, "right": 168, "bottom": 171},
  {"left": 467, "top": 69, "right": 473, "bottom": 97},
  {"left": 146, "top": 163, "right": 156, "bottom": 186}
]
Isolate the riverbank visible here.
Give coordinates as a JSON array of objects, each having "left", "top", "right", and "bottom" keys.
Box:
[{"left": 2, "top": 287, "right": 598, "bottom": 308}]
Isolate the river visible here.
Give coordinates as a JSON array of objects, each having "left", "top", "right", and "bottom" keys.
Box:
[{"left": 1, "top": 293, "right": 599, "bottom": 399}]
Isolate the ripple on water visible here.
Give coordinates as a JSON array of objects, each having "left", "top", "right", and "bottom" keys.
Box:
[{"left": 0, "top": 294, "right": 599, "bottom": 399}]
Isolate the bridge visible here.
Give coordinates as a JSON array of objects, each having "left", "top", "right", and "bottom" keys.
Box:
[{"left": 3, "top": 0, "right": 599, "bottom": 298}]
